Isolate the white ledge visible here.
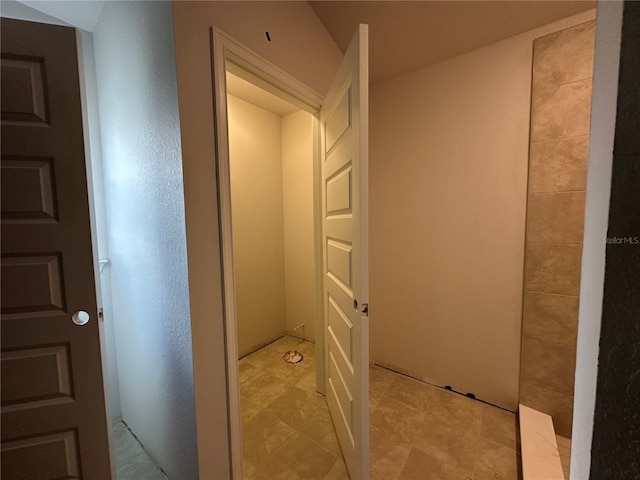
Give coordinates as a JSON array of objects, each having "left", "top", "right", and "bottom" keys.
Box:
[{"left": 519, "top": 404, "right": 565, "bottom": 480}]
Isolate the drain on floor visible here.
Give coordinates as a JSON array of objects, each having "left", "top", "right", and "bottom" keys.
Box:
[{"left": 282, "top": 350, "right": 303, "bottom": 364}]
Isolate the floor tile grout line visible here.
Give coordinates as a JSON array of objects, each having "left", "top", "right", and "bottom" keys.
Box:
[
  {"left": 240, "top": 335, "right": 344, "bottom": 479},
  {"left": 471, "top": 407, "right": 485, "bottom": 480}
]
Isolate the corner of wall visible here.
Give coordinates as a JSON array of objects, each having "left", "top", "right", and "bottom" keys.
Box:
[{"left": 571, "top": 1, "right": 623, "bottom": 478}]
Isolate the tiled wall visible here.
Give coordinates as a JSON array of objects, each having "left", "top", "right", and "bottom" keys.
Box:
[{"left": 520, "top": 20, "right": 596, "bottom": 438}]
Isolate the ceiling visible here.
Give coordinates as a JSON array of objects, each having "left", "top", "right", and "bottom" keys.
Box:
[
  {"left": 10, "top": 0, "right": 594, "bottom": 84},
  {"left": 309, "top": 1, "right": 595, "bottom": 84},
  {"left": 15, "top": 0, "right": 105, "bottom": 31},
  {"left": 226, "top": 71, "right": 300, "bottom": 117}
]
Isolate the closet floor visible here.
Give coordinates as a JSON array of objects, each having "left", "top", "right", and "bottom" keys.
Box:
[
  {"left": 239, "top": 335, "right": 349, "bottom": 479},
  {"left": 240, "top": 336, "right": 522, "bottom": 480}
]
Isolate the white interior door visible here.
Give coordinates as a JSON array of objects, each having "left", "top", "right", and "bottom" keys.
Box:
[{"left": 322, "top": 24, "right": 369, "bottom": 480}]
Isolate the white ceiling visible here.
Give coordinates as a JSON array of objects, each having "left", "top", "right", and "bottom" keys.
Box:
[
  {"left": 226, "top": 71, "right": 300, "bottom": 117},
  {"left": 14, "top": 0, "right": 105, "bottom": 31},
  {"left": 309, "top": 0, "right": 595, "bottom": 84}
]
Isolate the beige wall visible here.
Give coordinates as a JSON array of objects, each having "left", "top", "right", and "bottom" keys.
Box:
[
  {"left": 520, "top": 20, "right": 596, "bottom": 439},
  {"left": 369, "top": 10, "right": 595, "bottom": 411},
  {"left": 282, "top": 111, "right": 316, "bottom": 342},
  {"left": 172, "top": 2, "right": 340, "bottom": 477},
  {"left": 229, "top": 98, "right": 316, "bottom": 352},
  {"left": 228, "top": 95, "right": 286, "bottom": 357}
]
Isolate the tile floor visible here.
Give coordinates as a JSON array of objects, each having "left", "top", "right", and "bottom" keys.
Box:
[
  {"left": 370, "top": 364, "right": 522, "bottom": 480},
  {"left": 109, "top": 335, "right": 525, "bottom": 479},
  {"left": 240, "top": 335, "right": 523, "bottom": 480},
  {"left": 112, "top": 421, "right": 167, "bottom": 479},
  {"left": 239, "top": 335, "right": 349, "bottom": 480}
]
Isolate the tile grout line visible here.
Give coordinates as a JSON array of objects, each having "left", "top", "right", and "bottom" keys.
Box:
[
  {"left": 240, "top": 336, "right": 342, "bottom": 479},
  {"left": 471, "top": 407, "right": 485, "bottom": 480},
  {"left": 524, "top": 290, "right": 579, "bottom": 299},
  {"left": 521, "top": 334, "right": 578, "bottom": 349},
  {"left": 530, "top": 133, "right": 590, "bottom": 145},
  {"left": 520, "top": 380, "right": 574, "bottom": 398}
]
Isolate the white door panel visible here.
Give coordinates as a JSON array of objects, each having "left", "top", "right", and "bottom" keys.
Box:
[{"left": 322, "top": 24, "right": 369, "bottom": 480}]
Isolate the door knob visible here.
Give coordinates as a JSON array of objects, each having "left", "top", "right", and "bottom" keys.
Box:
[{"left": 72, "top": 310, "right": 90, "bottom": 326}]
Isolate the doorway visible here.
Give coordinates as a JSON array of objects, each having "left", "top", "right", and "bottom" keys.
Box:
[
  {"left": 226, "top": 70, "right": 317, "bottom": 357},
  {"left": 210, "top": 28, "right": 327, "bottom": 479},
  {"left": 223, "top": 64, "right": 347, "bottom": 477},
  {"left": 212, "top": 26, "right": 370, "bottom": 479}
]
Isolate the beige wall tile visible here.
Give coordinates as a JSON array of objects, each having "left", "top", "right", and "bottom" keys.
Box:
[
  {"left": 533, "top": 20, "right": 596, "bottom": 87},
  {"left": 528, "top": 137, "right": 589, "bottom": 193},
  {"left": 526, "top": 192, "right": 586, "bottom": 244},
  {"left": 523, "top": 292, "right": 579, "bottom": 346},
  {"left": 521, "top": 338, "right": 576, "bottom": 396},
  {"left": 519, "top": 19, "right": 593, "bottom": 446},
  {"left": 525, "top": 244, "right": 582, "bottom": 295},
  {"left": 531, "top": 79, "right": 593, "bottom": 142},
  {"left": 520, "top": 383, "right": 574, "bottom": 438}
]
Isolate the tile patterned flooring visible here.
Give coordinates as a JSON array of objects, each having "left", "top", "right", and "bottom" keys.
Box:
[
  {"left": 239, "top": 335, "right": 349, "bottom": 479},
  {"left": 109, "top": 334, "right": 524, "bottom": 479},
  {"left": 241, "top": 336, "right": 522, "bottom": 480},
  {"left": 369, "top": 365, "right": 521, "bottom": 480},
  {"left": 113, "top": 421, "right": 167, "bottom": 479}
]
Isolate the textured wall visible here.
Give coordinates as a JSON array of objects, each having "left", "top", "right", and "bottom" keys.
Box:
[
  {"left": 93, "top": 2, "right": 198, "bottom": 478},
  {"left": 228, "top": 95, "right": 286, "bottom": 357},
  {"left": 282, "top": 111, "right": 316, "bottom": 342},
  {"left": 590, "top": 2, "right": 640, "bottom": 478},
  {"left": 77, "top": 29, "right": 122, "bottom": 424},
  {"left": 369, "top": 11, "right": 595, "bottom": 411},
  {"left": 0, "top": 0, "right": 123, "bottom": 427},
  {"left": 520, "top": 20, "right": 595, "bottom": 439}
]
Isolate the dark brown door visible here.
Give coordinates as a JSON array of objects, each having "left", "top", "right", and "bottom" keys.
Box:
[{"left": 1, "top": 18, "right": 112, "bottom": 479}]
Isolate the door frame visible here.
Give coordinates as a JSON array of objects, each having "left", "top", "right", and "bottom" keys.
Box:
[{"left": 209, "top": 27, "right": 326, "bottom": 478}]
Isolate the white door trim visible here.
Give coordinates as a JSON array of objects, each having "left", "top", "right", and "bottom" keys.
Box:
[{"left": 209, "top": 27, "right": 325, "bottom": 479}]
